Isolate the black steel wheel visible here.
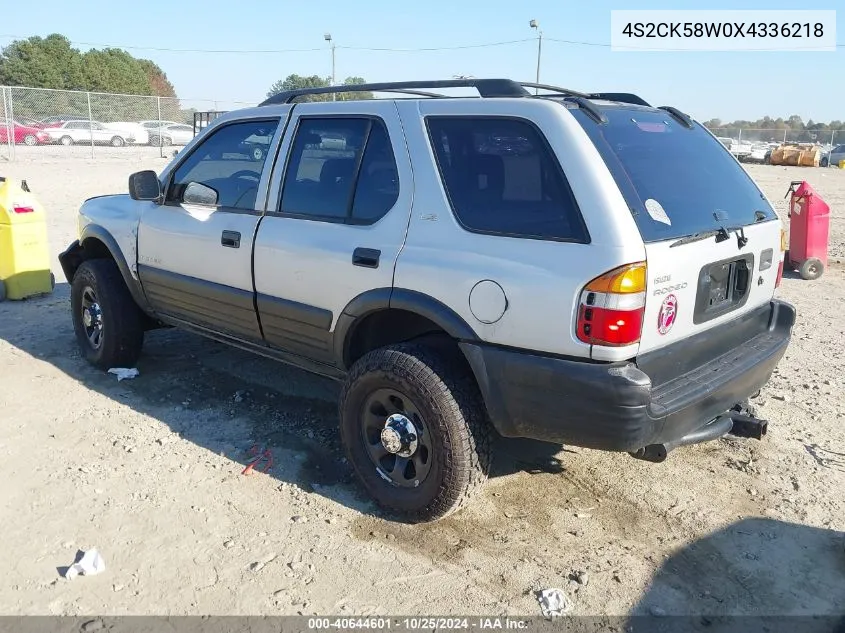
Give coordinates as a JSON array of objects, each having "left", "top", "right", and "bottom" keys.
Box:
[
  {"left": 71, "top": 259, "right": 145, "bottom": 369},
  {"left": 340, "top": 341, "right": 492, "bottom": 522}
]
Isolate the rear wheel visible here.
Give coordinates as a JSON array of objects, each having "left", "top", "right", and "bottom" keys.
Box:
[
  {"left": 60, "top": 135, "right": 73, "bottom": 146},
  {"left": 110, "top": 136, "right": 125, "bottom": 148},
  {"left": 339, "top": 342, "right": 491, "bottom": 522},
  {"left": 71, "top": 259, "right": 144, "bottom": 369},
  {"left": 799, "top": 257, "right": 824, "bottom": 281},
  {"left": 23, "top": 134, "right": 38, "bottom": 146},
  {"left": 821, "top": 157, "right": 829, "bottom": 167}
]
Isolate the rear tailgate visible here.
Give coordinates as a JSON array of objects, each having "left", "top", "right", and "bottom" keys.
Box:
[
  {"left": 569, "top": 104, "right": 783, "bottom": 355},
  {"left": 640, "top": 219, "right": 782, "bottom": 353}
]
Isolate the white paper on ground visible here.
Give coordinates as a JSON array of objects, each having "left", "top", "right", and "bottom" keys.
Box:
[
  {"left": 65, "top": 548, "right": 106, "bottom": 579},
  {"left": 108, "top": 368, "right": 139, "bottom": 381},
  {"left": 537, "top": 588, "right": 572, "bottom": 617}
]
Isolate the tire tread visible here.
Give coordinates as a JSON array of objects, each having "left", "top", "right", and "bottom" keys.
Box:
[{"left": 340, "top": 341, "right": 491, "bottom": 522}]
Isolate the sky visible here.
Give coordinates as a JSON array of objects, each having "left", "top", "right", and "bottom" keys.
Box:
[{"left": 1, "top": 0, "right": 842, "bottom": 123}]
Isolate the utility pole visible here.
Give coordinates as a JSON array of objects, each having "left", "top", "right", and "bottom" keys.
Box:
[
  {"left": 324, "top": 33, "right": 336, "bottom": 101},
  {"left": 530, "top": 19, "right": 542, "bottom": 95}
]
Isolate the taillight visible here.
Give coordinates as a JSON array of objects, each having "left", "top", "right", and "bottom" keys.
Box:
[
  {"left": 780, "top": 228, "right": 788, "bottom": 252},
  {"left": 12, "top": 206, "right": 34, "bottom": 214},
  {"left": 775, "top": 260, "right": 784, "bottom": 288},
  {"left": 577, "top": 262, "right": 647, "bottom": 347}
]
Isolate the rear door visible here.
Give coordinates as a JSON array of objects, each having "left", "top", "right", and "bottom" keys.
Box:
[
  {"left": 571, "top": 106, "right": 783, "bottom": 354},
  {"left": 256, "top": 100, "right": 413, "bottom": 363}
]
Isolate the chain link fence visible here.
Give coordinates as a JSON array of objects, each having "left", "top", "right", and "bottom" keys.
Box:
[
  {"left": 706, "top": 127, "right": 840, "bottom": 146},
  {"left": 3, "top": 86, "right": 843, "bottom": 165},
  {"left": 1, "top": 85, "right": 252, "bottom": 161}
]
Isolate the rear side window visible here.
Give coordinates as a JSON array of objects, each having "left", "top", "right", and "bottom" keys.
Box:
[
  {"left": 280, "top": 117, "right": 399, "bottom": 223},
  {"left": 570, "top": 107, "right": 777, "bottom": 242},
  {"left": 425, "top": 117, "right": 588, "bottom": 242}
]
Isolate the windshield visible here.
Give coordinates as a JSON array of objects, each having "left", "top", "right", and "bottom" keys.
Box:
[{"left": 570, "top": 107, "right": 776, "bottom": 243}]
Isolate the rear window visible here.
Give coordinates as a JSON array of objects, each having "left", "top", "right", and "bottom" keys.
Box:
[
  {"left": 571, "top": 107, "right": 776, "bottom": 243},
  {"left": 425, "top": 117, "right": 588, "bottom": 242}
]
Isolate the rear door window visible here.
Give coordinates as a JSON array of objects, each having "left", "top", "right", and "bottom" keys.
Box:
[
  {"left": 570, "top": 107, "right": 777, "bottom": 242},
  {"left": 425, "top": 117, "right": 588, "bottom": 242}
]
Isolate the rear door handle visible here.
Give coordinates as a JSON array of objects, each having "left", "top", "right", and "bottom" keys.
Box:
[
  {"left": 352, "top": 247, "right": 380, "bottom": 269},
  {"left": 221, "top": 230, "right": 241, "bottom": 248}
]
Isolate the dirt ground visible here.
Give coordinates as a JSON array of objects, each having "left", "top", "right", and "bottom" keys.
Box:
[{"left": 1, "top": 152, "right": 844, "bottom": 618}]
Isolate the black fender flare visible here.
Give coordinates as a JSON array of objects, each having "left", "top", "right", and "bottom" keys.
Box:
[
  {"left": 332, "top": 287, "right": 479, "bottom": 370},
  {"left": 59, "top": 224, "right": 154, "bottom": 315}
]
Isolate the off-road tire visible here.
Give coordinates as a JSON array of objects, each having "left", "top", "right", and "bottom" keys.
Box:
[
  {"left": 71, "top": 259, "right": 144, "bottom": 369},
  {"left": 339, "top": 342, "right": 492, "bottom": 522}
]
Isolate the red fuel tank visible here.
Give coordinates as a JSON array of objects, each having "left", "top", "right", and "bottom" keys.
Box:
[{"left": 785, "top": 180, "right": 830, "bottom": 280}]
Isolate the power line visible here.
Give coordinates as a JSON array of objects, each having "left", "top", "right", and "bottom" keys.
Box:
[
  {"left": 0, "top": 33, "right": 841, "bottom": 54},
  {"left": 0, "top": 34, "right": 536, "bottom": 54}
]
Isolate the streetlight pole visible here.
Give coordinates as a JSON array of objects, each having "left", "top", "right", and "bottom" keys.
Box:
[
  {"left": 530, "top": 19, "right": 542, "bottom": 95},
  {"left": 324, "top": 33, "right": 336, "bottom": 101}
]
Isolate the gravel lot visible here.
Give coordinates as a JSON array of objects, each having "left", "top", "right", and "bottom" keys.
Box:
[{"left": 1, "top": 153, "right": 844, "bottom": 618}]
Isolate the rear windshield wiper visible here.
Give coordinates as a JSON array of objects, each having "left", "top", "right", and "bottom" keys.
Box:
[{"left": 670, "top": 225, "right": 748, "bottom": 248}]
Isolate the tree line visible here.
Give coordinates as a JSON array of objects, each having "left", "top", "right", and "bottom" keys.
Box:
[
  {"left": 703, "top": 115, "right": 845, "bottom": 144},
  {"left": 0, "top": 34, "right": 176, "bottom": 97}
]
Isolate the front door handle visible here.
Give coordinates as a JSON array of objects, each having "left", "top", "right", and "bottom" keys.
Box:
[
  {"left": 352, "top": 247, "right": 380, "bottom": 269},
  {"left": 221, "top": 230, "right": 241, "bottom": 248}
]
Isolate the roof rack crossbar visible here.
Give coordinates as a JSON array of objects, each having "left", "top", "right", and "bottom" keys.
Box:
[{"left": 259, "top": 79, "right": 530, "bottom": 105}]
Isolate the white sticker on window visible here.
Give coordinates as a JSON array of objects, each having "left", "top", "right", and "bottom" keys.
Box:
[{"left": 644, "top": 198, "right": 671, "bottom": 225}]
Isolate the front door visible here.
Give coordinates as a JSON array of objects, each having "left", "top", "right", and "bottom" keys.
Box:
[
  {"left": 256, "top": 101, "right": 414, "bottom": 363},
  {"left": 137, "top": 115, "right": 285, "bottom": 341}
]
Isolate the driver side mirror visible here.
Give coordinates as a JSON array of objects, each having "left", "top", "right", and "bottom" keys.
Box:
[{"left": 128, "top": 170, "right": 162, "bottom": 201}]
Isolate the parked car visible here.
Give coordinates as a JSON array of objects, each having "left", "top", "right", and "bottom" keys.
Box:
[
  {"left": 0, "top": 118, "right": 51, "bottom": 145},
  {"left": 45, "top": 120, "right": 134, "bottom": 147},
  {"left": 820, "top": 144, "right": 845, "bottom": 167},
  {"left": 147, "top": 124, "right": 193, "bottom": 146},
  {"left": 39, "top": 115, "right": 88, "bottom": 127},
  {"left": 58, "top": 78, "right": 795, "bottom": 521},
  {"left": 138, "top": 120, "right": 180, "bottom": 131},
  {"left": 108, "top": 122, "right": 149, "bottom": 145}
]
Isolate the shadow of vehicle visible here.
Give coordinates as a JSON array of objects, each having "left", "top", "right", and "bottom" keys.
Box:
[
  {"left": 0, "top": 282, "right": 568, "bottom": 521},
  {"left": 621, "top": 517, "right": 845, "bottom": 632}
]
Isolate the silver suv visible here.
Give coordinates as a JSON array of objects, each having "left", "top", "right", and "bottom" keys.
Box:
[{"left": 59, "top": 79, "right": 796, "bottom": 521}]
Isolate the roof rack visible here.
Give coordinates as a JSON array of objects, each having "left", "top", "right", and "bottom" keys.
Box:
[
  {"left": 260, "top": 78, "right": 531, "bottom": 105},
  {"left": 587, "top": 92, "right": 651, "bottom": 107},
  {"left": 257, "top": 78, "right": 653, "bottom": 117}
]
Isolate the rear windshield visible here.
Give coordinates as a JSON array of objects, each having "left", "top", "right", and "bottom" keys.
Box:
[{"left": 570, "top": 107, "right": 777, "bottom": 243}]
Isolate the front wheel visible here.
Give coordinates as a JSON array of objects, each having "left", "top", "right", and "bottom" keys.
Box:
[
  {"left": 71, "top": 259, "right": 145, "bottom": 369},
  {"left": 821, "top": 157, "right": 829, "bottom": 167},
  {"left": 60, "top": 135, "right": 73, "bottom": 146},
  {"left": 110, "top": 136, "right": 125, "bottom": 147},
  {"left": 23, "top": 134, "right": 38, "bottom": 146},
  {"left": 339, "top": 342, "right": 492, "bottom": 522}
]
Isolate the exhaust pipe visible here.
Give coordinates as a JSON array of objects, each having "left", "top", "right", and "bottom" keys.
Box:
[
  {"left": 630, "top": 415, "right": 734, "bottom": 463},
  {"left": 630, "top": 406, "right": 770, "bottom": 463}
]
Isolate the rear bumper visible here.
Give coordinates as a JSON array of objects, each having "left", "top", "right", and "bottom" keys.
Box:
[{"left": 461, "top": 299, "right": 795, "bottom": 452}]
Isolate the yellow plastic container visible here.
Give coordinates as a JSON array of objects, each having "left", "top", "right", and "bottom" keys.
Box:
[
  {"left": 0, "top": 177, "right": 53, "bottom": 301},
  {"left": 839, "top": 159, "right": 845, "bottom": 169}
]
